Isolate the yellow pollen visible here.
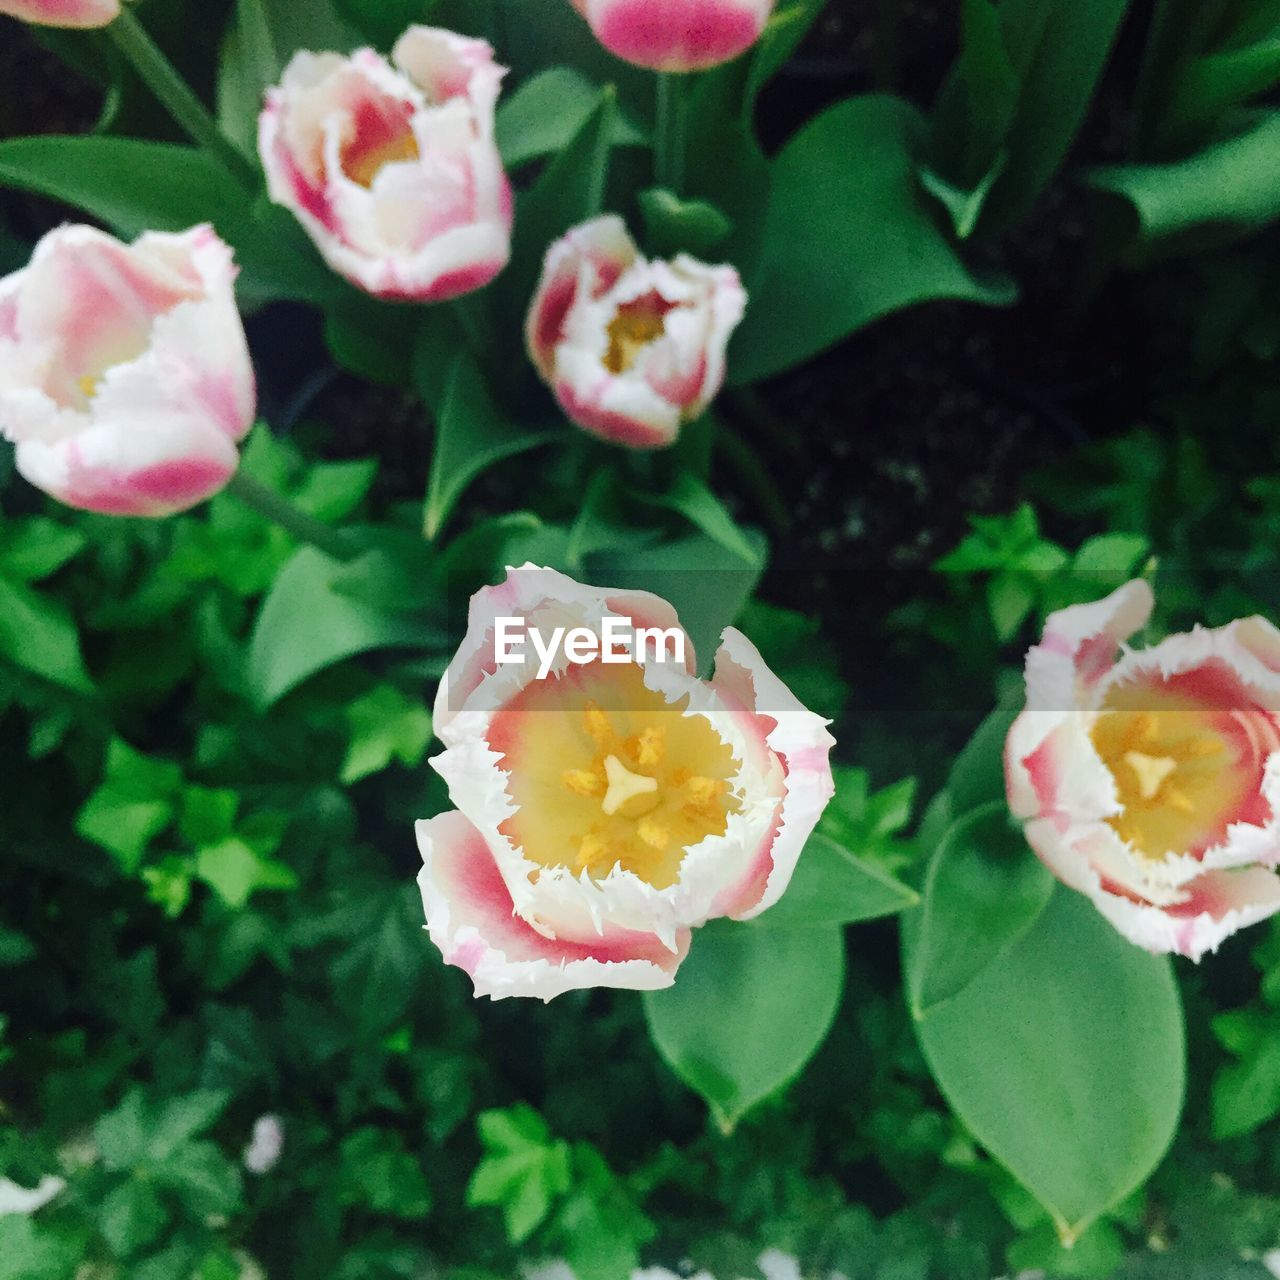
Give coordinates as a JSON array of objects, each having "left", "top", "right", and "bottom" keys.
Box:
[
  {"left": 78, "top": 374, "right": 100, "bottom": 400},
  {"left": 604, "top": 302, "right": 667, "bottom": 374},
  {"left": 584, "top": 702, "right": 614, "bottom": 749},
  {"left": 562, "top": 768, "right": 604, "bottom": 799},
  {"left": 637, "top": 818, "right": 669, "bottom": 852},
  {"left": 575, "top": 830, "right": 612, "bottom": 873},
  {"left": 1124, "top": 751, "right": 1177, "bottom": 801},
  {"left": 635, "top": 726, "right": 666, "bottom": 769},
  {"left": 601, "top": 754, "right": 659, "bottom": 817},
  {"left": 684, "top": 775, "right": 722, "bottom": 807},
  {"left": 344, "top": 131, "right": 421, "bottom": 188}
]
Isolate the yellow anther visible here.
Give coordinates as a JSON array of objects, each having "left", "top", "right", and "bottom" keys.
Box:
[
  {"left": 78, "top": 374, "right": 99, "bottom": 400},
  {"left": 344, "top": 131, "right": 421, "bottom": 188},
  {"left": 576, "top": 830, "right": 611, "bottom": 872},
  {"left": 601, "top": 754, "right": 658, "bottom": 817},
  {"left": 1124, "top": 751, "right": 1177, "bottom": 802},
  {"left": 584, "top": 702, "right": 614, "bottom": 748},
  {"left": 1167, "top": 788, "right": 1195, "bottom": 814},
  {"left": 637, "top": 818, "right": 668, "bottom": 852},
  {"left": 636, "top": 726, "right": 665, "bottom": 769},
  {"left": 562, "top": 769, "right": 604, "bottom": 799},
  {"left": 1184, "top": 735, "right": 1224, "bottom": 759},
  {"left": 684, "top": 775, "right": 722, "bottom": 807}
]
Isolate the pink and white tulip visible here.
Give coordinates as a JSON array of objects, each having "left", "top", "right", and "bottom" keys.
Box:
[
  {"left": 0, "top": 0, "right": 119, "bottom": 28},
  {"left": 259, "top": 27, "right": 512, "bottom": 302},
  {"left": 1005, "top": 580, "right": 1280, "bottom": 960},
  {"left": 527, "top": 216, "right": 746, "bottom": 450},
  {"left": 417, "top": 565, "right": 835, "bottom": 1001},
  {"left": 0, "top": 225, "right": 255, "bottom": 517},
  {"left": 568, "top": 0, "right": 776, "bottom": 71}
]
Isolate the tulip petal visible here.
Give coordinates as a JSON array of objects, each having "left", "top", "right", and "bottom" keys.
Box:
[
  {"left": 576, "top": 0, "right": 774, "bottom": 71},
  {"left": 0, "top": 0, "right": 119, "bottom": 28},
  {"left": 417, "top": 811, "right": 689, "bottom": 1001}
]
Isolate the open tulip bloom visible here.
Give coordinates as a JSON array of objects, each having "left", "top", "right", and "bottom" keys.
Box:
[
  {"left": 259, "top": 26, "right": 513, "bottom": 303},
  {"left": 528, "top": 216, "right": 746, "bottom": 449},
  {"left": 416, "top": 566, "right": 835, "bottom": 1000},
  {"left": 0, "top": 224, "right": 255, "bottom": 517},
  {"left": 1006, "top": 580, "right": 1280, "bottom": 960},
  {"left": 0, "top": 0, "right": 119, "bottom": 27},
  {"left": 568, "top": 0, "right": 777, "bottom": 71}
]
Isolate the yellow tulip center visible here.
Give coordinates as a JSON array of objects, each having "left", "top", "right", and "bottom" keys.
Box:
[
  {"left": 1090, "top": 687, "right": 1246, "bottom": 860},
  {"left": 343, "top": 129, "right": 421, "bottom": 189},
  {"left": 604, "top": 294, "right": 669, "bottom": 374},
  {"left": 493, "top": 662, "right": 740, "bottom": 888}
]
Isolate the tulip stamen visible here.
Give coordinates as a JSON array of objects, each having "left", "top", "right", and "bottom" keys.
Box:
[{"left": 604, "top": 293, "right": 671, "bottom": 374}]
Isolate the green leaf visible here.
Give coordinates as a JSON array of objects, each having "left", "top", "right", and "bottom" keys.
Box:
[
  {"left": 469, "top": 1105, "right": 572, "bottom": 1244},
  {"left": 76, "top": 792, "right": 173, "bottom": 873},
  {"left": 0, "top": 927, "right": 35, "bottom": 968},
  {"left": 0, "top": 137, "right": 337, "bottom": 306},
  {"left": 0, "top": 518, "right": 86, "bottom": 582},
  {"left": 910, "top": 887, "right": 1185, "bottom": 1239},
  {"left": 751, "top": 832, "right": 918, "bottom": 930},
  {"left": 179, "top": 787, "right": 240, "bottom": 846},
  {"left": 496, "top": 67, "right": 646, "bottom": 169},
  {"left": 0, "top": 575, "right": 92, "bottom": 693},
  {"left": 638, "top": 188, "right": 735, "bottom": 258},
  {"left": 1170, "top": 39, "right": 1280, "bottom": 142},
  {"left": 731, "top": 96, "right": 1013, "bottom": 384},
  {"left": 587, "top": 529, "right": 767, "bottom": 675},
  {"left": 499, "top": 87, "right": 618, "bottom": 316},
  {"left": 907, "top": 803, "right": 1055, "bottom": 1016},
  {"left": 99, "top": 1179, "right": 168, "bottom": 1258},
  {"left": 423, "top": 355, "right": 558, "bottom": 540},
  {"left": 154, "top": 1142, "right": 243, "bottom": 1217},
  {"left": 196, "top": 837, "right": 298, "bottom": 909},
  {"left": 643, "top": 919, "right": 845, "bottom": 1131},
  {"left": 1085, "top": 111, "right": 1280, "bottom": 256},
  {"left": 644, "top": 473, "right": 760, "bottom": 566},
  {"left": 1213, "top": 1035, "right": 1280, "bottom": 1139},
  {"left": 948, "top": 697, "right": 1022, "bottom": 814},
  {"left": 341, "top": 683, "right": 433, "bottom": 784},
  {"left": 338, "top": 1128, "right": 432, "bottom": 1219},
  {"left": 247, "top": 546, "right": 440, "bottom": 707},
  {"left": 973, "top": 0, "right": 1132, "bottom": 234}
]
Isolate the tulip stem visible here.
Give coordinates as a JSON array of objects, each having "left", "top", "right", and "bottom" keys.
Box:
[
  {"left": 107, "top": 9, "right": 259, "bottom": 190},
  {"left": 225, "top": 472, "right": 357, "bottom": 561},
  {"left": 655, "top": 73, "right": 686, "bottom": 193}
]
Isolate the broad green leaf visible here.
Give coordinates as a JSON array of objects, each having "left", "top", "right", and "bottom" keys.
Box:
[
  {"left": 974, "top": 0, "right": 1132, "bottom": 234},
  {"left": 907, "top": 802, "right": 1054, "bottom": 1016},
  {"left": 731, "top": 96, "right": 1013, "bottom": 384},
  {"left": 0, "top": 138, "right": 337, "bottom": 306},
  {"left": 153, "top": 1142, "right": 243, "bottom": 1218},
  {"left": 948, "top": 697, "right": 1022, "bottom": 814},
  {"left": 644, "top": 919, "right": 844, "bottom": 1130},
  {"left": 0, "top": 575, "right": 92, "bottom": 693},
  {"left": 498, "top": 88, "right": 618, "bottom": 316},
  {"left": 1169, "top": 39, "right": 1280, "bottom": 143},
  {"left": 76, "top": 792, "right": 173, "bottom": 873},
  {"left": 644, "top": 473, "right": 760, "bottom": 566},
  {"left": 638, "top": 188, "right": 734, "bottom": 258},
  {"left": 469, "top": 1105, "right": 572, "bottom": 1244},
  {"left": 910, "top": 887, "right": 1185, "bottom": 1239},
  {"left": 1086, "top": 111, "right": 1280, "bottom": 256},
  {"left": 247, "top": 546, "right": 440, "bottom": 706},
  {"left": 0, "top": 519, "right": 86, "bottom": 582},
  {"left": 496, "top": 67, "right": 646, "bottom": 169},
  {"left": 587, "top": 529, "right": 767, "bottom": 674},
  {"left": 423, "top": 356, "right": 558, "bottom": 539},
  {"left": 750, "top": 832, "right": 918, "bottom": 930}
]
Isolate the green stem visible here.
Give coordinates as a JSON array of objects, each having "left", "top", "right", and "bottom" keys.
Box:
[
  {"left": 655, "top": 73, "right": 686, "bottom": 193},
  {"left": 107, "top": 8, "right": 258, "bottom": 189},
  {"left": 225, "top": 473, "right": 356, "bottom": 561},
  {"left": 716, "top": 429, "right": 789, "bottom": 536}
]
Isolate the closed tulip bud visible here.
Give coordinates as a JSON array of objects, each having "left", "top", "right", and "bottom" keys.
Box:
[
  {"left": 0, "top": 0, "right": 119, "bottom": 28},
  {"left": 1006, "top": 580, "right": 1280, "bottom": 960},
  {"left": 259, "top": 27, "right": 513, "bottom": 302},
  {"left": 527, "top": 216, "right": 746, "bottom": 450},
  {"left": 0, "top": 225, "right": 256, "bottom": 516},
  {"left": 416, "top": 566, "right": 835, "bottom": 1000},
  {"left": 568, "top": 0, "right": 776, "bottom": 71}
]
